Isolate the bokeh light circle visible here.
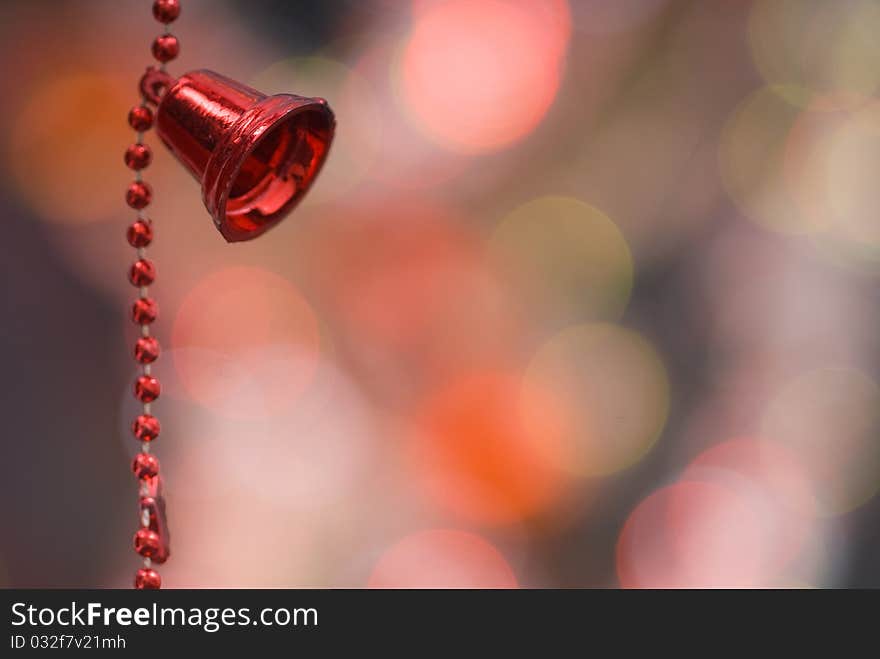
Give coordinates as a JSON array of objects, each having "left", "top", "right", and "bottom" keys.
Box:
[
  {"left": 748, "top": 0, "right": 880, "bottom": 107},
  {"left": 411, "top": 0, "right": 572, "bottom": 56},
  {"left": 618, "top": 481, "right": 795, "bottom": 588},
  {"left": 318, "top": 206, "right": 480, "bottom": 352},
  {"left": 780, "top": 97, "right": 880, "bottom": 271},
  {"left": 681, "top": 438, "right": 820, "bottom": 575},
  {"left": 760, "top": 368, "right": 880, "bottom": 516},
  {"left": 7, "top": 73, "right": 130, "bottom": 225},
  {"left": 410, "top": 372, "right": 572, "bottom": 526},
  {"left": 206, "top": 360, "right": 375, "bottom": 511},
  {"left": 825, "top": 102, "right": 880, "bottom": 251},
  {"left": 488, "top": 196, "right": 633, "bottom": 326},
  {"left": 399, "top": 0, "right": 570, "bottom": 153},
  {"left": 782, "top": 100, "right": 849, "bottom": 235},
  {"left": 353, "top": 41, "right": 470, "bottom": 190},
  {"left": 171, "top": 267, "right": 322, "bottom": 419},
  {"left": 369, "top": 529, "right": 517, "bottom": 588},
  {"left": 303, "top": 202, "right": 521, "bottom": 402},
  {"left": 525, "top": 323, "right": 669, "bottom": 477},
  {"left": 719, "top": 86, "right": 821, "bottom": 234}
]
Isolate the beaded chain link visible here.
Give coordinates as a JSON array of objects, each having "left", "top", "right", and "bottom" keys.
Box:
[{"left": 124, "top": 0, "right": 181, "bottom": 591}]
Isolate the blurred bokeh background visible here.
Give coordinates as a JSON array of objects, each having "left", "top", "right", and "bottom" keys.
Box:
[{"left": 1, "top": 0, "right": 879, "bottom": 588}]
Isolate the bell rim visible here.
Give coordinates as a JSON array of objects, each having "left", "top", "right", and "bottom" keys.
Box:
[{"left": 202, "top": 94, "right": 336, "bottom": 242}]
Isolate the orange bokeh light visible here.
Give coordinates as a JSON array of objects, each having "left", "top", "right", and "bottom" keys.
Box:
[
  {"left": 369, "top": 529, "right": 517, "bottom": 588},
  {"left": 400, "top": 0, "right": 570, "bottom": 153},
  {"left": 171, "top": 267, "right": 321, "bottom": 418},
  {"left": 7, "top": 73, "right": 130, "bottom": 225},
  {"left": 410, "top": 372, "right": 572, "bottom": 526}
]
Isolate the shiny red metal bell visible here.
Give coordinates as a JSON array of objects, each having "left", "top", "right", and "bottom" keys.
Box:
[{"left": 140, "top": 67, "right": 335, "bottom": 242}]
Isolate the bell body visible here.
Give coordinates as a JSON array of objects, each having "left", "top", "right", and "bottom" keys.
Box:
[{"left": 141, "top": 68, "right": 335, "bottom": 242}]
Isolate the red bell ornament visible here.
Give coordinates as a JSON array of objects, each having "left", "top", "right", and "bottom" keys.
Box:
[{"left": 139, "top": 67, "right": 335, "bottom": 242}]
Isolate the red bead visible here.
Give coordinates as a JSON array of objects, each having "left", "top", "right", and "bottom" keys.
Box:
[
  {"left": 132, "top": 298, "right": 158, "bottom": 324},
  {"left": 128, "top": 105, "right": 154, "bottom": 131},
  {"left": 124, "top": 143, "right": 152, "bottom": 170},
  {"left": 151, "top": 34, "right": 180, "bottom": 63},
  {"left": 135, "top": 336, "right": 160, "bottom": 364},
  {"left": 127, "top": 219, "right": 154, "bottom": 248},
  {"left": 134, "top": 568, "right": 161, "bottom": 589},
  {"left": 129, "top": 259, "right": 156, "bottom": 286},
  {"left": 126, "top": 181, "right": 152, "bottom": 209},
  {"left": 133, "top": 414, "right": 161, "bottom": 441},
  {"left": 134, "top": 528, "right": 162, "bottom": 558},
  {"left": 132, "top": 452, "right": 160, "bottom": 479},
  {"left": 134, "top": 375, "right": 161, "bottom": 403},
  {"left": 153, "top": 0, "right": 181, "bottom": 23}
]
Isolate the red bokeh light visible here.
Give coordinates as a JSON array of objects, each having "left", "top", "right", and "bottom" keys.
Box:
[
  {"left": 400, "top": 0, "right": 570, "bottom": 153},
  {"left": 681, "top": 438, "right": 817, "bottom": 574},
  {"left": 171, "top": 267, "right": 321, "bottom": 418},
  {"left": 369, "top": 529, "right": 518, "bottom": 588},
  {"left": 617, "top": 480, "right": 789, "bottom": 588},
  {"left": 304, "top": 203, "right": 521, "bottom": 402}
]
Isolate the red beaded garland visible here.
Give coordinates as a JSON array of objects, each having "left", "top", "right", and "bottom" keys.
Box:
[
  {"left": 128, "top": 105, "right": 154, "bottom": 131},
  {"left": 134, "top": 336, "right": 160, "bottom": 364},
  {"left": 153, "top": 0, "right": 181, "bottom": 23},
  {"left": 125, "top": 143, "right": 153, "bottom": 170},
  {"left": 127, "top": 219, "right": 154, "bottom": 248},
  {"left": 126, "top": 181, "right": 153, "bottom": 209},
  {"left": 129, "top": 259, "right": 156, "bottom": 286},
  {"left": 134, "top": 568, "right": 162, "bottom": 590},
  {"left": 127, "top": 0, "right": 180, "bottom": 592},
  {"left": 151, "top": 34, "right": 179, "bottom": 62},
  {"left": 134, "top": 375, "right": 161, "bottom": 403},
  {"left": 134, "top": 528, "right": 162, "bottom": 558},
  {"left": 132, "top": 414, "right": 161, "bottom": 441},
  {"left": 132, "top": 453, "right": 160, "bottom": 479},
  {"left": 132, "top": 298, "right": 159, "bottom": 324}
]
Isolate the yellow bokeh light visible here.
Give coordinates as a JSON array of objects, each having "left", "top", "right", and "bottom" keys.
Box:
[
  {"left": 720, "top": 86, "right": 827, "bottom": 235},
  {"left": 761, "top": 368, "right": 880, "bottom": 516},
  {"left": 749, "top": 0, "right": 880, "bottom": 107},
  {"left": 777, "top": 97, "right": 880, "bottom": 271},
  {"left": 524, "top": 323, "right": 669, "bottom": 477},
  {"left": 825, "top": 102, "right": 880, "bottom": 251},
  {"left": 487, "top": 196, "right": 634, "bottom": 326}
]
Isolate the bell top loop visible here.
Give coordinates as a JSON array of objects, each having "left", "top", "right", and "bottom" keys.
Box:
[{"left": 139, "top": 67, "right": 175, "bottom": 106}]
